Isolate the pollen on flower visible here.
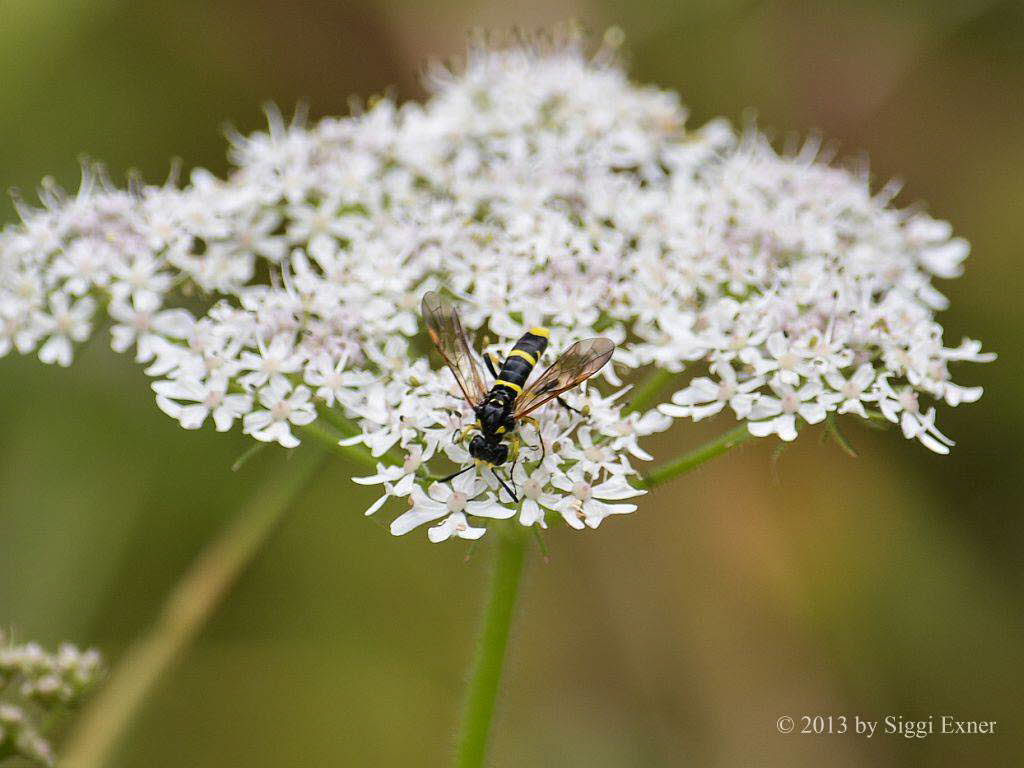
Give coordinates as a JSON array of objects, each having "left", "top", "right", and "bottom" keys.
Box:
[{"left": 0, "top": 29, "right": 993, "bottom": 543}]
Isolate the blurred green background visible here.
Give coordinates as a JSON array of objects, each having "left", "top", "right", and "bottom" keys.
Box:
[{"left": 1, "top": 1, "right": 1022, "bottom": 766}]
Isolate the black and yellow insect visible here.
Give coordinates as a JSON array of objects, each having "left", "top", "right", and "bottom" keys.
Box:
[{"left": 422, "top": 291, "right": 615, "bottom": 500}]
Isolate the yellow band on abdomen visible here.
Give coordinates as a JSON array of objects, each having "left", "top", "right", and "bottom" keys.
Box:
[
  {"left": 528, "top": 327, "right": 550, "bottom": 339},
  {"left": 506, "top": 349, "right": 537, "bottom": 366},
  {"left": 494, "top": 379, "right": 523, "bottom": 394}
]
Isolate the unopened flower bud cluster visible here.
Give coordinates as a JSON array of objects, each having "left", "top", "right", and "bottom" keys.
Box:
[{"left": 0, "top": 632, "right": 104, "bottom": 765}]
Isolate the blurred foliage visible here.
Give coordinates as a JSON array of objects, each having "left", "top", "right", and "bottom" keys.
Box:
[{"left": 1, "top": 1, "right": 1022, "bottom": 766}]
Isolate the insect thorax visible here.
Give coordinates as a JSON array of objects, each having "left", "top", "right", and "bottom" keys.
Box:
[{"left": 476, "top": 391, "right": 514, "bottom": 436}]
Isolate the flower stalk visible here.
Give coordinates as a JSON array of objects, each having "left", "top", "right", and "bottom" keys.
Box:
[
  {"left": 298, "top": 418, "right": 383, "bottom": 472},
  {"left": 454, "top": 527, "right": 527, "bottom": 768},
  {"left": 453, "top": 421, "right": 752, "bottom": 767},
  {"left": 625, "top": 368, "right": 674, "bottom": 414},
  {"left": 640, "top": 423, "right": 753, "bottom": 489},
  {"left": 61, "top": 448, "right": 328, "bottom": 768}
]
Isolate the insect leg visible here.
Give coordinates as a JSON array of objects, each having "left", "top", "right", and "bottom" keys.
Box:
[
  {"left": 505, "top": 434, "right": 523, "bottom": 496},
  {"left": 557, "top": 397, "right": 581, "bottom": 415},
  {"left": 508, "top": 433, "right": 521, "bottom": 462},
  {"left": 483, "top": 352, "right": 500, "bottom": 379},
  {"left": 509, "top": 456, "right": 519, "bottom": 497},
  {"left": 519, "top": 416, "right": 546, "bottom": 464},
  {"left": 439, "top": 465, "right": 475, "bottom": 484},
  {"left": 491, "top": 468, "right": 519, "bottom": 504},
  {"left": 452, "top": 422, "right": 478, "bottom": 446}
]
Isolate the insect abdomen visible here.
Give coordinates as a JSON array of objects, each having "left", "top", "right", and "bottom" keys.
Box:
[{"left": 492, "top": 328, "right": 549, "bottom": 395}]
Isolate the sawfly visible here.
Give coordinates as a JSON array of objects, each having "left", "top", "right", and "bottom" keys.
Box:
[{"left": 421, "top": 290, "right": 615, "bottom": 502}]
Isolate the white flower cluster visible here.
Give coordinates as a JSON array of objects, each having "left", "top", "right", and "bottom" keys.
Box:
[
  {"left": 0, "top": 32, "right": 992, "bottom": 542},
  {"left": 0, "top": 631, "right": 104, "bottom": 765}
]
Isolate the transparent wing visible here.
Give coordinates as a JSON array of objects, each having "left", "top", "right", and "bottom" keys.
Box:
[
  {"left": 421, "top": 291, "right": 487, "bottom": 408},
  {"left": 513, "top": 338, "right": 615, "bottom": 418}
]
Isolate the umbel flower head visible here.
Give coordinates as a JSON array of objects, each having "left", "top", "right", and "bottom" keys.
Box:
[
  {"left": 0, "top": 631, "right": 104, "bottom": 765},
  {"left": 0, "top": 29, "right": 993, "bottom": 542}
]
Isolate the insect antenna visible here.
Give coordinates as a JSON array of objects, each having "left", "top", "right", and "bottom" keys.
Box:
[{"left": 491, "top": 468, "right": 519, "bottom": 504}]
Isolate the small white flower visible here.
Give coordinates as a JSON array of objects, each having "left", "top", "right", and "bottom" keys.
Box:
[
  {"left": 154, "top": 377, "right": 252, "bottom": 431},
  {"left": 824, "top": 363, "right": 877, "bottom": 418},
  {"left": 747, "top": 378, "right": 836, "bottom": 441},
  {"left": 743, "top": 332, "right": 817, "bottom": 386},
  {"left": 33, "top": 293, "right": 95, "bottom": 367},
  {"left": 109, "top": 293, "right": 193, "bottom": 363},
  {"left": 233, "top": 210, "right": 287, "bottom": 262},
  {"left": 514, "top": 467, "right": 562, "bottom": 528},
  {"left": 875, "top": 376, "right": 955, "bottom": 454},
  {"left": 242, "top": 379, "right": 316, "bottom": 448},
  {"left": 303, "top": 351, "right": 374, "bottom": 407},
  {"left": 660, "top": 362, "right": 763, "bottom": 422},
  {"left": 390, "top": 472, "right": 509, "bottom": 537},
  {"left": 551, "top": 469, "right": 644, "bottom": 530},
  {"left": 427, "top": 512, "right": 487, "bottom": 543},
  {"left": 109, "top": 252, "right": 173, "bottom": 304},
  {"left": 238, "top": 333, "right": 304, "bottom": 390},
  {"left": 351, "top": 453, "right": 424, "bottom": 515}
]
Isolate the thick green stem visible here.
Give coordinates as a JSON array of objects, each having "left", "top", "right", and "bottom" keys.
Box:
[
  {"left": 315, "top": 402, "right": 362, "bottom": 439},
  {"left": 303, "top": 409, "right": 438, "bottom": 477},
  {"left": 640, "top": 423, "right": 753, "bottom": 489},
  {"left": 454, "top": 531, "right": 527, "bottom": 768},
  {"left": 625, "top": 368, "right": 674, "bottom": 415},
  {"left": 61, "top": 448, "right": 327, "bottom": 768},
  {"left": 298, "top": 419, "right": 384, "bottom": 471}
]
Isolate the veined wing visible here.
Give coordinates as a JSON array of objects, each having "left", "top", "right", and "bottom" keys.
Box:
[
  {"left": 513, "top": 337, "right": 615, "bottom": 418},
  {"left": 421, "top": 291, "right": 487, "bottom": 408}
]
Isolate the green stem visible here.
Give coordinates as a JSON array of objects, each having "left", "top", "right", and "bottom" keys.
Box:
[
  {"left": 315, "top": 402, "right": 361, "bottom": 439},
  {"left": 640, "top": 423, "right": 753, "bottom": 489},
  {"left": 61, "top": 448, "right": 328, "bottom": 768},
  {"left": 454, "top": 530, "right": 527, "bottom": 768},
  {"left": 298, "top": 419, "right": 383, "bottom": 471},
  {"left": 625, "top": 368, "right": 674, "bottom": 414}
]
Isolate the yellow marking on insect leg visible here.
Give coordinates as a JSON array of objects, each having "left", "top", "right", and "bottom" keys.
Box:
[{"left": 509, "top": 434, "right": 521, "bottom": 462}]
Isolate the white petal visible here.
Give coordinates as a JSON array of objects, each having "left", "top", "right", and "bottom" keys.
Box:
[
  {"left": 39, "top": 335, "right": 72, "bottom": 367},
  {"left": 177, "top": 404, "right": 209, "bottom": 430},
  {"left": 391, "top": 507, "right": 447, "bottom": 536},
  {"left": 776, "top": 414, "right": 798, "bottom": 441}
]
